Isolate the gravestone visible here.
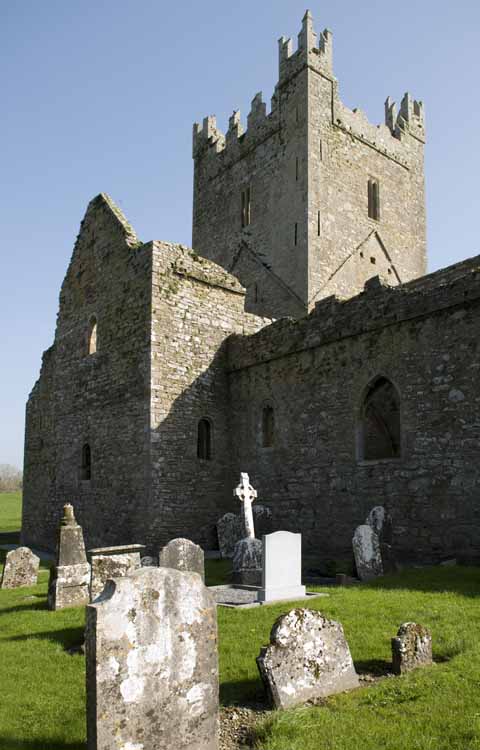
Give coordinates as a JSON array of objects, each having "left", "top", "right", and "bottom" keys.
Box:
[
  {"left": 86, "top": 567, "right": 219, "bottom": 750},
  {"left": 217, "top": 505, "right": 273, "bottom": 559},
  {"left": 48, "top": 504, "right": 91, "bottom": 610},
  {"left": 352, "top": 524, "right": 383, "bottom": 580},
  {"left": 0, "top": 547, "right": 40, "bottom": 589},
  {"left": 159, "top": 538, "right": 205, "bottom": 582},
  {"left": 89, "top": 544, "right": 145, "bottom": 601},
  {"left": 257, "top": 609, "right": 359, "bottom": 709},
  {"left": 141, "top": 555, "right": 158, "bottom": 567},
  {"left": 391, "top": 622, "right": 433, "bottom": 675},
  {"left": 232, "top": 538, "right": 262, "bottom": 586},
  {"left": 365, "top": 505, "right": 396, "bottom": 573},
  {"left": 258, "top": 531, "right": 306, "bottom": 602}
]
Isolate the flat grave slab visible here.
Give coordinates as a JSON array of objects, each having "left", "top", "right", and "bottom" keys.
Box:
[{"left": 209, "top": 584, "right": 329, "bottom": 609}]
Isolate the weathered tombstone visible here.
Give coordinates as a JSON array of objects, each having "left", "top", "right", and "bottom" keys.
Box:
[
  {"left": 232, "top": 537, "right": 262, "bottom": 586},
  {"left": 141, "top": 555, "right": 158, "bottom": 567},
  {"left": 48, "top": 504, "right": 91, "bottom": 610},
  {"left": 86, "top": 567, "right": 219, "bottom": 750},
  {"left": 233, "top": 472, "right": 257, "bottom": 538},
  {"left": 89, "top": 544, "right": 145, "bottom": 601},
  {"left": 352, "top": 524, "right": 383, "bottom": 581},
  {"left": 216, "top": 504, "right": 273, "bottom": 559},
  {"left": 365, "top": 505, "right": 396, "bottom": 573},
  {"left": 257, "top": 609, "right": 359, "bottom": 709},
  {"left": 391, "top": 622, "right": 433, "bottom": 675},
  {"left": 216, "top": 512, "right": 243, "bottom": 559},
  {"left": 159, "top": 538, "right": 205, "bottom": 582},
  {"left": 258, "top": 531, "right": 306, "bottom": 603},
  {"left": 0, "top": 546, "right": 40, "bottom": 589}
]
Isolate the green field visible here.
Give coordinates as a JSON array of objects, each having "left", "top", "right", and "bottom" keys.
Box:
[{"left": 1, "top": 493, "right": 480, "bottom": 749}]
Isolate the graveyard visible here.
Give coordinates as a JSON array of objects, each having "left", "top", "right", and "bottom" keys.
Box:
[{"left": 2, "top": 491, "right": 480, "bottom": 749}]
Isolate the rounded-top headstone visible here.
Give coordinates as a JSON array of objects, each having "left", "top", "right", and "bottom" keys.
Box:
[{"left": 159, "top": 538, "right": 204, "bottom": 582}]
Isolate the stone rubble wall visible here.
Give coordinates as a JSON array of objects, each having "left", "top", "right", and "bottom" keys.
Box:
[{"left": 227, "top": 257, "right": 480, "bottom": 563}]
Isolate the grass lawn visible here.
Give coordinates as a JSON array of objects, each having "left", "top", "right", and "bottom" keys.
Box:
[
  {"left": 0, "top": 491, "right": 22, "bottom": 544},
  {"left": 2, "top": 495, "right": 480, "bottom": 749}
]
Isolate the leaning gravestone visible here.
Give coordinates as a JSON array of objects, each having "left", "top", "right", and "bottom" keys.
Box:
[
  {"left": 352, "top": 524, "right": 383, "bottom": 581},
  {"left": 232, "top": 537, "right": 262, "bottom": 586},
  {"left": 159, "top": 538, "right": 205, "bottom": 582},
  {"left": 48, "top": 504, "right": 91, "bottom": 610},
  {"left": 1, "top": 547, "right": 40, "bottom": 589},
  {"left": 89, "top": 544, "right": 145, "bottom": 601},
  {"left": 86, "top": 567, "right": 219, "bottom": 750},
  {"left": 257, "top": 609, "right": 359, "bottom": 709},
  {"left": 365, "top": 505, "right": 396, "bottom": 573},
  {"left": 391, "top": 622, "right": 433, "bottom": 675},
  {"left": 258, "top": 531, "right": 306, "bottom": 602}
]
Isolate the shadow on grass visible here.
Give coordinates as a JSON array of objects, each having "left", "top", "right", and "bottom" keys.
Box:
[
  {"left": 0, "top": 740, "right": 85, "bottom": 750},
  {"left": 220, "top": 677, "right": 266, "bottom": 707},
  {"left": 364, "top": 566, "right": 480, "bottom": 597},
  {"left": 7, "top": 625, "right": 85, "bottom": 652},
  {"left": 0, "top": 531, "right": 20, "bottom": 545},
  {"left": 354, "top": 658, "right": 392, "bottom": 676}
]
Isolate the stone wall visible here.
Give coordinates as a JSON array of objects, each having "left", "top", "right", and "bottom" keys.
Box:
[
  {"left": 192, "top": 12, "right": 426, "bottom": 319},
  {"left": 227, "top": 257, "right": 480, "bottom": 564},
  {"left": 22, "top": 194, "right": 152, "bottom": 552},
  {"left": 145, "top": 243, "right": 267, "bottom": 550}
]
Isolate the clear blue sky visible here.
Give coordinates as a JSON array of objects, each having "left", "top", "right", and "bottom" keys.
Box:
[{"left": 1, "top": 1, "right": 479, "bottom": 469}]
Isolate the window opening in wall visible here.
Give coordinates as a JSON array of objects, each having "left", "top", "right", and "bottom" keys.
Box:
[
  {"left": 262, "top": 405, "right": 275, "bottom": 448},
  {"left": 295, "top": 156, "right": 299, "bottom": 181},
  {"left": 359, "top": 377, "right": 400, "bottom": 461},
  {"left": 197, "top": 418, "right": 212, "bottom": 460},
  {"left": 368, "top": 179, "right": 381, "bottom": 221},
  {"left": 81, "top": 443, "right": 92, "bottom": 480},
  {"left": 87, "top": 317, "right": 97, "bottom": 355},
  {"left": 294, "top": 223, "right": 298, "bottom": 246},
  {"left": 319, "top": 139, "right": 323, "bottom": 161},
  {"left": 241, "top": 187, "right": 251, "bottom": 228},
  {"left": 254, "top": 283, "right": 258, "bottom": 303},
  {"left": 317, "top": 210, "right": 321, "bottom": 237}
]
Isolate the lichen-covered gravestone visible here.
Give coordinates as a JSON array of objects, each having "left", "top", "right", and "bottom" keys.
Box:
[
  {"left": 0, "top": 547, "right": 40, "bottom": 589},
  {"left": 216, "top": 505, "right": 273, "bottom": 559},
  {"left": 86, "top": 567, "right": 219, "bottom": 750},
  {"left": 257, "top": 609, "right": 359, "bottom": 709},
  {"left": 48, "top": 504, "right": 91, "bottom": 610},
  {"left": 365, "top": 505, "right": 396, "bottom": 573},
  {"left": 391, "top": 622, "right": 433, "bottom": 675},
  {"left": 352, "top": 524, "right": 383, "bottom": 580},
  {"left": 89, "top": 544, "right": 145, "bottom": 601},
  {"left": 232, "top": 537, "right": 262, "bottom": 586},
  {"left": 159, "top": 537, "right": 205, "bottom": 582}
]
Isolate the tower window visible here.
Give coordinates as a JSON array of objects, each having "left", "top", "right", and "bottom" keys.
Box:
[
  {"left": 294, "top": 223, "right": 298, "bottom": 246},
  {"left": 81, "top": 443, "right": 92, "bottom": 481},
  {"left": 241, "top": 187, "right": 251, "bottom": 228},
  {"left": 368, "top": 179, "right": 381, "bottom": 221},
  {"left": 317, "top": 210, "right": 321, "bottom": 237},
  {"left": 197, "top": 418, "right": 212, "bottom": 460},
  {"left": 358, "top": 377, "right": 400, "bottom": 461},
  {"left": 87, "top": 316, "right": 97, "bottom": 356},
  {"left": 295, "top": 156, "right": 299, "bottom": 181},
  {"left": 262, "top": 405, "right": 275, "bottom": 448}
]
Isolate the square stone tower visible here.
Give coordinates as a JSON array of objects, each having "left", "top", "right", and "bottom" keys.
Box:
[{"left": 192, "top": 11, "right": 426, "bottom": 319}]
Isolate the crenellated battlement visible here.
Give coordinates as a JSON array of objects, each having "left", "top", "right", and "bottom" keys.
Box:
[
  {"left": 385, "top": 93, "right": 425, "bottom": 143},
  {"left": 278, "top": 10, "right": 333, "bottom": 83}
]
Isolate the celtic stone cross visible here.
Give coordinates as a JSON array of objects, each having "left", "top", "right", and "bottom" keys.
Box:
[{"left": 233, "top": 472, "right": 257, "bottom": 539}]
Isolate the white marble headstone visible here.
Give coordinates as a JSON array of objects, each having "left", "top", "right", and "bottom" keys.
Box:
[{"left": 257, "top": 531, "right": 306, "bottom": 603}]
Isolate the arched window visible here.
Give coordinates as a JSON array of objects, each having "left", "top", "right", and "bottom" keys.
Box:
[
  {"left": 197, "top": 419, "right": 212, "bottom": 460},
  {"left": 262, "top": 405, "right": 275, "bottom": 448},
  {"left": 81, "top": 443, "right": 92, "bottom": 480},
  {"left": 87, "top": 316, "right": 97, "bottom": 355},
  {"left": 359, "top": 377, "right": 400, "bottom": 460}
]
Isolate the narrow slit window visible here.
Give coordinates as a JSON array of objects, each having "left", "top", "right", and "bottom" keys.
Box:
[
  {"left": 368, "top": 179, "right": 381, "bottom": 221},
  {"left": 81, "top": 443, "right": 92, "bottom": 481},
  {"left": 295, "top": 156, "right": 299, "bottom": 181},
  {"left": 197, "top": 419, "right": 212, "bottom": 460},
  {"left": 294, "top": 223, "right": 298, "bottom": 246},
  {"left": 262, "top": 406, "right": 275, "bottom": 448},
  {"left": 317, "top": 210, "right": 321, "bottom": 237},
  {"left": 87, "top": 316, "right": 97, "bottom": 356},
  {"left": 241, "top": 187, "right": 251, "bottom": 228}
]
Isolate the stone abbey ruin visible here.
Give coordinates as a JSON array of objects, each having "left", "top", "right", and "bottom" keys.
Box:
[{"left": 22, "top": 12, "right": 480, "bottom": 566}]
